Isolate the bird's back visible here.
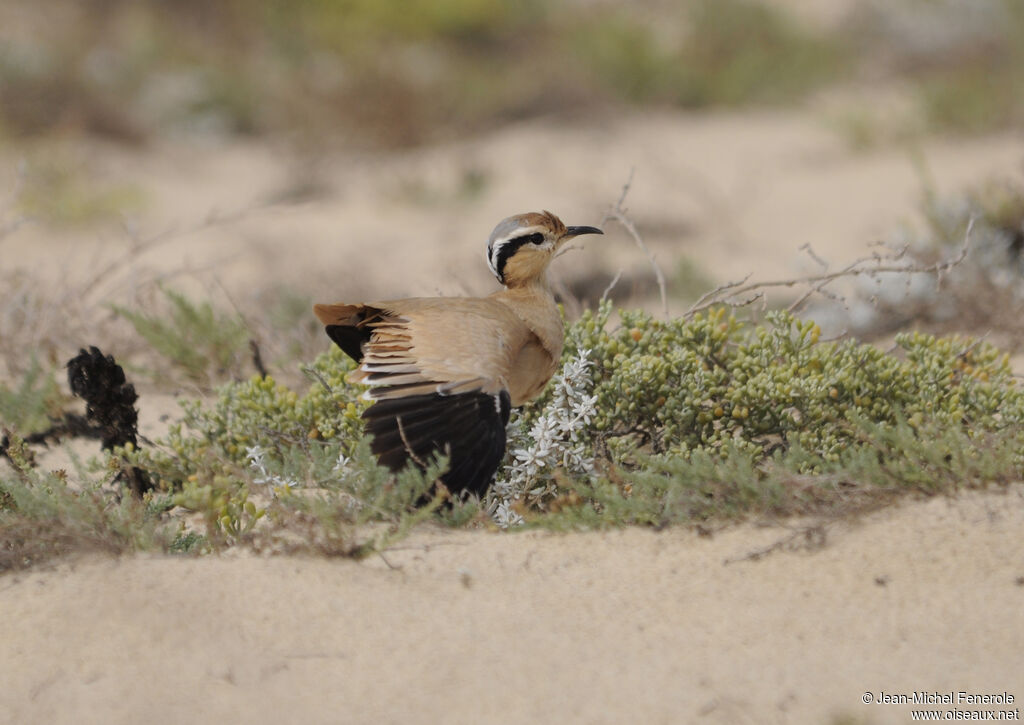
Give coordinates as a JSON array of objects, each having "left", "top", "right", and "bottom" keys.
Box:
[{"left": 315, "top": 291, "right": 562, "bottom": 406}]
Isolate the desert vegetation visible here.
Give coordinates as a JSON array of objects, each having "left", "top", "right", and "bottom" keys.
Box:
[
  {"left": 2, "top": 0, "right": 1023, "bottom": 572},
  {"left": 3, "top": 174, "right": 1023, "bottom": 571}
]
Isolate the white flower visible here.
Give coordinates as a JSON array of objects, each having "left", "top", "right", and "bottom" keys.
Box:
[
  {"left": 246, "top": 444, "right": 300, "bottom": 493},
  {"left": 488, "top": 349, "right": 597, "bottom": 525},
  {"left": 574, "top": 394, "right": 598, "bottom": 424},
  {"left": 493, "top": 500, "right": 524, "bottom": 529},
  {"left": 513, "top": 445, "right": 546, "bottom": 475}
]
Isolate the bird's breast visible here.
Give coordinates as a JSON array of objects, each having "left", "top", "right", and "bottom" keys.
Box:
[
  {"left": 490, "top": 287, "right": 564, "bottom": 406},
  {"left": 506, "top": 340, "right": 558, "bottom": 406}
]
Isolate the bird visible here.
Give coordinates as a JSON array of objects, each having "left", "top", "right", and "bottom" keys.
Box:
[{"left": 313, "top": 210, "right": 603, "bottom": 497}]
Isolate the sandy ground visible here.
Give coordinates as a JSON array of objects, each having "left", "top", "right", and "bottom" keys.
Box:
[
  {"left": 2, "top": 487, "right": 1023, "bottom": 725},
  {"left": 5, "top": 111, "right": 1024, "bottom": 313},
  {"left": 3, "top": 105, "right": 1024, "bottom": 724}
]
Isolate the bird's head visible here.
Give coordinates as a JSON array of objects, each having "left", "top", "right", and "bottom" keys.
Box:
[{"left": 486, "top": 210, "right": 603, "bottom": 288}]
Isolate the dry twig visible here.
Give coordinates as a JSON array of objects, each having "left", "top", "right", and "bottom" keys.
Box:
[
  {"left": 685, "top": 218, "right": 975, "bottom": 320},
  {"left": 601, "top": 170, "right": 669, "bottom": 316},
  {"left": 723, "top": 523, "right": 828, "bottom": 564},
  {"left": 600, "top": 270, "right": 624, "bottom": 303}
]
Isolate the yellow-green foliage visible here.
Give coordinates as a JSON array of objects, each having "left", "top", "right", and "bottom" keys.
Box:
[
  {"left": 5, "top": 302, "right": 1022, "bottom": 564},
  {"left": 0, "top": 359, "right": 65, "bottom": 435},
  {"left": 117, "top": 346, "right": 448, "bottom": 545},
  {"left": 557, "top": 302, "right": 1021, "bottom": 472},
  {"left": 113, "top": 288, "right": 251, "bottom": 385},
  {"left": 130, "top": 302, "right": 1022, "bottom": 516},
  {"left": 128, "top": 345, "right": 364, "bottom": 487},
  {"left": 0, "top": 435, "right": 178, "bottom": 569},
  {"left": 6, "top": 0, "right": 1024, "bottom": 147},
  {"left": 916, "top": 1, "right": 1024, "bottom": 135}
]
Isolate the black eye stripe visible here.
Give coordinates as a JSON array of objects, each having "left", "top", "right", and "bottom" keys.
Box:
[{"left": 492, "top": 233, "right": 544, "bottom": 281}]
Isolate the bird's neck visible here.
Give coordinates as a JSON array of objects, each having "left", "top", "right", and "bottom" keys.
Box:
[
  {"left": 498, "top": 272, "right": 557, "bottom": 310},
  {"left": 490, "top": 275, "right": 564, "bottom": 360},
  {"left": 503, "top": 271, "right": 552, "bottom": 294}
]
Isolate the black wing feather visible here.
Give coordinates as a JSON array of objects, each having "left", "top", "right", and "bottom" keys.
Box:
[
  {"left": 363, "top": 390, "right": 511, "bottom": 496},
  {"left": 326, "top": 324, "right": 371, "bottom": 362}
]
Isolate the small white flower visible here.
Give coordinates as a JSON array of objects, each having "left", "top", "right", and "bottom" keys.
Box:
[
  {"left": 513, "top": 446, "right": 546, "bottom": 472},
  {"left": 574, "top": 394, "right": 598, "bottom": 423},
  {"left": 488, "top": 349, "right": 597, "bottom": 525},
  {"left": 493, "top": 500, "right": 524, "bottom": 529},
  {"left": 246, "top": 444, "right": 300, "bottom": 493}
]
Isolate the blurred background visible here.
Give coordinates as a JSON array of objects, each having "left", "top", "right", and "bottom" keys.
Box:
[
  {"left": 1, "top": 0, "right": 1023, "bottom": 381},
  {"left": 3, "top": 0, "right": 1023, "bottom": 147}
]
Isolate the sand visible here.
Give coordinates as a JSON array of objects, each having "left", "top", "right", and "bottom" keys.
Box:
[
  {"left": 2, "top": 487, "right": 1022, "bottom": 725},
  {"left": 6, "top": 111, "right": 1024, "bottom": 312},
  {"left": 4, "top": 103, "right": 1024, "bottom": 724}
]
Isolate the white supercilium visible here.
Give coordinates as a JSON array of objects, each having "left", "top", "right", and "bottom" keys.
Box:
[{"left": 489, "top": 348, "right": 597, "bottom": 528}]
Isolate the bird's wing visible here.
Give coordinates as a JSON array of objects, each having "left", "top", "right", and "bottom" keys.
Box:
[
  {"left": 361, "top": 388, "right": 511, "bottom": 497},
  {"left": 314, "top": 297, "right": 529, "bottom": 495},
  {"left": 315, "top": 297, "right": 534, "bottom": 399}
]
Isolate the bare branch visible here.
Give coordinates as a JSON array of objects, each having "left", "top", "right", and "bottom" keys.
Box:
[
  {"left": 302, "top": 366, "right": 334, "bottom": 393},
  {"left": 396, "top": 415, "right": 429, "bottom": 469},
  {"left": 798, "top": 243, "right": 830, "bottom": 271},
  {"left": 600, "top": 270, "right": 624, "bottom": 303},
  {"left": 249, "top": 339, "right": 269, "bottom": 378},
  {"left": 610, "top": 167, "right": 635, "bottom": 211},
  {"left": 602, "top": 170, "right": 669, "bottom": 315},
  {"left": 684, "top": 274, "right": 751, "bottom": 316},
  {"left": 723, "top": 523, "right": 829, "bottom": 564},
  {"left": 76, "top": 201, "right": 271, "bottom": 303},
  {"left": 685, "top": 218, "right": 976, "bottom": 320}
]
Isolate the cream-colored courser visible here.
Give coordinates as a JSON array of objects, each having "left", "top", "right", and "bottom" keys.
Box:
[{"left": 314, "top": 211, "right": 602, "bottom": 495}]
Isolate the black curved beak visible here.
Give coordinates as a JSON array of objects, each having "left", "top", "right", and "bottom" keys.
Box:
[{"left": 565, "top": 225, "right": 604, "bottom": 238}]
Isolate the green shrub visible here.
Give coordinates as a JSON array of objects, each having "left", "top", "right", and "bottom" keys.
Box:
[
  {"left": 113, "top": 287, "right": 251, "bottom": 385},
  {"left": 559, "top": 302, "right": 1019, "bottom": 464},
  {"left": 0, "top": 434, "right": 178, "bottom": 570},
  {"left": 118, "top": 301, "right": 1022, "bottom": 531},
  {"left": 5, "top": 297, "right": 1021, "bottom": 567},
  {"left": 0, "top": 358, "right": 65, "bottom": 436},
  {"left": 570, "top": 0, "right": 843, "bottom": 109},
  {"left": 15, "top": 155, "right": 145, "bottom": 225},
  {"left": 0, "top": 0, "right": 847, "bottom": 148},
  {"left": 128, "top": 344, "right": 363, "bottom": 485}
]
